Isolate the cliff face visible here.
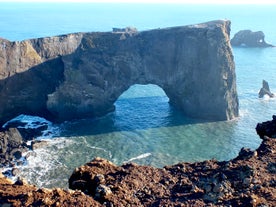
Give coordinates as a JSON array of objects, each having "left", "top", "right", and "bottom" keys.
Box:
[{"left": 0, "top": 20, "right": 238, "bottom": 124}]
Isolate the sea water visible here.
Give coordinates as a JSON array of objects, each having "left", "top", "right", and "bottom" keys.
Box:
[{"left": 1, "top": 3, "right": 276, "bottom": 188}]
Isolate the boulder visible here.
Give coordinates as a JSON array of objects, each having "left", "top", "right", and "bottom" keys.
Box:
[
  {"left": 0, "top": 128, "right": 28, "bottom": 167},
  {"left": 1, "top": 117, "right": 276, "bottom": 206},
  {"left": 259, "top": 80, "right": 274, "bottom": 98},
  {"left": 31, "top": 140, "right": 48, "bottom": 150},
  {"left": 231, "top": 30, "right": 274, "bottom": 47},
  {"left": 0, "top": 20, "right": 239, "bottom": 124}
]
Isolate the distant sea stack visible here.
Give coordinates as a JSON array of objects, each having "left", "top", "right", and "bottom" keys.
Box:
[
  {"left": 0, "top": 20, "right": 239, "bottom": 125},
  {"left": 259, "top": 80, "right": 274, "bottom": 98},
  {"left": 231, "top": 30, "right": 274, "bottom": 47}
]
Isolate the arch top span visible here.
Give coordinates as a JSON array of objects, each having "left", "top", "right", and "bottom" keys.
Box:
[{"left": 0, "top": 20, "right": 238, "bottom": 124}]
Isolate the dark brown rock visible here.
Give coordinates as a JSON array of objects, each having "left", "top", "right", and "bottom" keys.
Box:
[
  {"left": 0, "top": 172, "right": 101, "bottom": 207},
  {"left": 0, "top": 116, "right": 276, "bottom": 206}
]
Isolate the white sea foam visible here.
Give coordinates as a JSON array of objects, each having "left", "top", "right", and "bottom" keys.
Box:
[
  {"left": 79, "top": 136, "right": 113, "bottom": 159},
  {"left": 3, "top": 114, "right": 60, "bottom": 139},
  {"left": 14, "top": 137, "right": 74, "bottom": 188},
  {"left": 124, "top": 153, "right": 152, "bottom": 163}
]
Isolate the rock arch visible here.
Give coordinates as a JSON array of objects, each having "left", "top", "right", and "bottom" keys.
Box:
[{"left": 0, "top": 20, "right": 238, "bottom": 125}]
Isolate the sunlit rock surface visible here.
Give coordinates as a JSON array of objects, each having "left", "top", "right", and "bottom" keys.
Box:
[
  {"left": 1, "top": 116, "right": 275, "bottom": 206},
  {"left": 0, "top": 20, "right": 238, "bottom": 124}
]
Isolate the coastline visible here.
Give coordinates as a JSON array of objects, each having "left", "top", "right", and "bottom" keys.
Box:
[{"left": 0, "top": 117, "right": 275, "bottom": 206}]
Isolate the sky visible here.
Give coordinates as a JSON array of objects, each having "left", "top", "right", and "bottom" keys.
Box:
[{"left": 0, "top": 0, "right": 275, "bottom": 4}]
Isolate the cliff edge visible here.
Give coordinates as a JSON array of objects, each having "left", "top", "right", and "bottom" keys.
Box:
[{"left": 0, "top": 117, "right": 275, "bottom": 206}]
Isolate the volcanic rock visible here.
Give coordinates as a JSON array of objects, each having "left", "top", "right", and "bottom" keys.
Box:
[
  {"left": 0, "top": 116, "right": 276, "bottom": 206},
  {"left": 259, "top": 80, "right": 274, "bottom": 98},
  {"left": 31, "top": 140, "right": 48, "bottom": 150},
  {"left": 231, "top": 30, "right": 274, "bottom": 47},
  {"left": 0, "top": 20, "right": 238, "bottom": 124},
  {"left": 0, "top": 128, "right": 27, "bottom": 167},
  {"left": 0, "top": 126, "right": 49, "bottom": 168}
]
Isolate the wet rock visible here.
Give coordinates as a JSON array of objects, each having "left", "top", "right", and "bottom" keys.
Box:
[
  {"left": 11, "top": 168, "right": 20, "bottom": 176},
  {"left": 0, "top": 128, "right": 28, "bottom": 167},
  {"left": 31, "top": 140, "right": 48, "bottom": 150},
  {"left": 256, "top": 115, "right": 276, "bottom": 138},
  {"left": 10, "top": 149, "right": 23, "bottom": 160},
  {"left": 4, "top": 120, "right": 48, "bottom": 141},
  {"left": 1, "top": 116, "right": 276, "bottom": 206},
  {"left": 238, "top": 147, "right": 254, "bottom": 159}
]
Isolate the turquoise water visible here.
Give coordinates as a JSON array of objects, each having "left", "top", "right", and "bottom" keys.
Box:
[{"left": 1, "top": 3, "right": 276, "bottom": 188}]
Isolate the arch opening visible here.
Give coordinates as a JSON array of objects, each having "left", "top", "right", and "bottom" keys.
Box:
[{"left": 113, "top": 84, "right": 187, "bottom": 131}]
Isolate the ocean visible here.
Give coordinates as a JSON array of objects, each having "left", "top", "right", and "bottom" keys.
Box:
[{"left": 1, "top": 3, "right": 276, "bottom": 188}]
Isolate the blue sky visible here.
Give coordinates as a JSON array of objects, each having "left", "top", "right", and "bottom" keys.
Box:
[{"left": 0, "top": 0, "right": 275, "bottom": 4}]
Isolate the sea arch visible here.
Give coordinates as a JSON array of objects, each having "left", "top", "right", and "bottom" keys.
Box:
[
  {"left": 0, "top": 20, "right": 238, "bottom": 125},
  {"left": 113, "top": 84, "right": 170, "bottom": 129}
]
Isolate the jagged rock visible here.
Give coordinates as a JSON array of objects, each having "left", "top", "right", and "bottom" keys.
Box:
[
  {"left": 94, "top": 174, "right": 105, "bottom": 185},
  {"left": 31, "top": 140, "right": 48, "bottom": 150},
  {"left": 231, "top": 30, "right": 274, "bottom": 47},
  {"left": 14, "top": 177, "right": 28, "bottom": 186},
  {"left": 256, "top": 115, "right": 276, "bottom": 138},
  {"left": 11, "top": 168, "right": 20, "bottom": 176},
  {"left": 0, "top": 176, "right": 101, "bottom": 207},
  {"left": 112, "top": 26, "right": 138, "bottom": 34},
  {"left": 0, "top": 20, "right": 238, "bottom": 124},
  {"left": 259, "top": 80, "right": 274, "bottom": 98},
  {"left": 0, "top": 128, "right": 27, "bottom": 166},
  {"left": 1, "top": 117, "right": 276, "bottom": 206},
  {"left": 94, "top": 184, "right": 112, "bottom": 201}
]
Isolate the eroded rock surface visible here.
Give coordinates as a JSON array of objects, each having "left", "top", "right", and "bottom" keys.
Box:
[
  {"left": 0, "top": 125, "right": 49, "bottom": 168},
  {"left": 1, "top": 116, "right": 276, "bottom": 206},
  {"left": 0, "top": 20, "right": 238, "bottom": 125},
  {"left": 0, "top": 128, "right": 27, "bottom": 167},
  {"left": 231, "top": 30, "right": 274, "bottom": 47},
  {"left": 259, "top": 80, "right": 274, "bottom": 98}
]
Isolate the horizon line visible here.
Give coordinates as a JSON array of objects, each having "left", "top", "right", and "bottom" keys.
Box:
[{"left": 0, "top": 0, "right": 276, "bottom": 5}]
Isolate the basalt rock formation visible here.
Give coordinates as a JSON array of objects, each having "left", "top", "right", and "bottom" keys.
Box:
[
  {"left": 231, "top": 30, "right": 274, "bottom": 47},
  {"left": 0, "top": 20, "right": 238, "bottom": 125},
  {"left": 259, "top": 80, "right": 274, "bottom": 98},
  {"left": 0, "top": 125, "right": 48, "bottom": 168},
  {"left": 0, "top": 116, "right": 276, "bottom": 206},
  {"left": 0, "top": 128, "right": 27, "bottom": 167}
]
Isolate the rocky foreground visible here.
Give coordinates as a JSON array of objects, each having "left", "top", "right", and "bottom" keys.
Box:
[{"left": 1, "top": 117, "right": 276, "bottom": 206}]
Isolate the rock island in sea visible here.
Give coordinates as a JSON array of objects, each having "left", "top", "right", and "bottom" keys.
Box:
[
  {"left": 0, "top": 20, "right": 238, "bottom": 125},
  {"left": 1, "top": 20, "right": 274, "bottom": 206}
]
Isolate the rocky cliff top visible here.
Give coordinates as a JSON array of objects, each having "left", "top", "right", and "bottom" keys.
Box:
[{"left": 0, "top": 117, "right": 275, "bottom": 206}]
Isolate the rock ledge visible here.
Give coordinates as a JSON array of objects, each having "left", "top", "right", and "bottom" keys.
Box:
[{"left": 1, "top": 117, "right": 275, "bottom": 206}]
